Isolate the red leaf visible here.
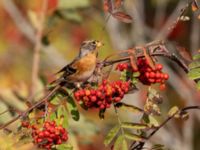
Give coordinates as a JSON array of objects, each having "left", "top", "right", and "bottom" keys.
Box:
[
  {"left": 112, "top": 12, "right": 133, "bottom": 23},
  {"left": 191, "top": 0, "right": 199, "bottom": 11},
  {"left": 103, "top": 0, "right": 113, "bottom": 13},
  {"left": 114, "top": 0, "right": 124, "bottom": 9}
]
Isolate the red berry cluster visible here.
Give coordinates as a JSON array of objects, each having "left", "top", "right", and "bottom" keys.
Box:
[
  {"left": 22, "top": 121, "right": 68, "bottom": 150},
  {"left": 74, "top": 80, "right": 130, "bottom": 110},
  {"left": 116, "top": 58, "right": 169, "bottom": 89},
  {"left": 115, "top": 63, "right": 129, "bottom": 71},
  {"left": 137, "top": 58, "right": 169, "bottom": 85}
]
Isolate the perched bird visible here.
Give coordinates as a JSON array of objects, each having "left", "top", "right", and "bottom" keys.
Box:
[{"left": 52, "top": 40, "right": 103, "bottom": 87}]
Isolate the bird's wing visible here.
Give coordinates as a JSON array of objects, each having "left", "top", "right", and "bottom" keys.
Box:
[{"left": 56, "top": 57, "right": 78, "bottom": 76}]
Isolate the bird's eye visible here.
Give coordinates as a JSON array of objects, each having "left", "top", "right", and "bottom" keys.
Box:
[{"left": 91, "top": 41, "right": 96, "bottom": 45}]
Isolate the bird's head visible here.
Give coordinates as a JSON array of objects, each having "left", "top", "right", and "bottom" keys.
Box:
[{"left": 79, "top": 40, "right": 103, "bottom": 57}]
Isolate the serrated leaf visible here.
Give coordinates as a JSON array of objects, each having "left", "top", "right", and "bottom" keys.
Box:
[
  {"left": 104, "top": 125, "right": 120, "bottom": 146},
  {"left": 188, "top": 68, "right": 200, "bottom": 80},
  {"left": 168, "top": 106, "right": 179, "bottom": 117},
  {"left": 193, "top": 54, "right": 200, "bottom": 60},
  {"left": 152, "top": 144, "right": 165, "bottom": 150},
  {"left": 189, "top": 61, "right": 200, "bottom": 69},
  {"left": 112, "top": 12, "right": 133, "bottom": 23},
  {"left": 114, "top": 135, "right": 124, "bottom": 150},
  {"left": 121, "top": 122, "right": 149, "bottom": 130},
  {"left": 115, "top": 102, "right": 143, "bottom": 113},
  {"left": 122, "top": 139, "right": 128, "bottom": 150},
  {"left": 57, "top": 143, "right": 73, "bottom": 150},
  {"left": 149, "top": 115, "right": 159, "bottom": 127},
  {"left": 124, "top": 133, "right": 145, "bottom": 142},
  {"left": 57, "top": 105, "right": 68, "bottom": 128}
]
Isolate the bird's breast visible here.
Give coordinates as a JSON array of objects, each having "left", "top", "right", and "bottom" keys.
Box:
[{"left": 69, "top": 53, "right": 97, "bottom": 82}]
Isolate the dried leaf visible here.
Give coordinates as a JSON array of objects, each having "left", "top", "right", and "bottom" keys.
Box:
[
  {"left": 115, "top": 102, "right": 143, "bottom": 113},
  {"left": 104, "top": 0, "right": 113, "bottom": 12},
  {"left": 104, "top": 125, "right": 120, "bottom": 146},
  {"left": 168, "top": 106, "right": 179, "bottom": 117},
  {"left": 112, "top": 12, "right": 133, "bottom": 23},
  {"left": 121, "top": 122, "right": 149, "bottom": 130},
  {"left": 143, "top": 47, "right": 155, "bottom": 69},
  {"left": 198, "top": 14, "right": 200, "bottom": 20},
  {"left": 124, "top": 133, "right": 145, "bottom": 142},
  {"left": 191, "top": 0, "right": 199, "bottom": 12},
  {"left": 114, "top": 0, "right": 124, "bottom": 9}
]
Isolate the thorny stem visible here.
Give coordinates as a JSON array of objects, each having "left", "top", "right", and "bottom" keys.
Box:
[
  {"left": 30, "top": 0, "right": 48, "bottom": 101},
  {"left": 131, "top": 105, "right": 200, "bottom": 150}
]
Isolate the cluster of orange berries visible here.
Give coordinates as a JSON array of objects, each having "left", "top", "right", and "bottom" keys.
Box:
[
  {"left": 22, "top": 121, "right": 68, "bottom": 150},
  {"left": 74, "top": 80, "right": 130, "bottom": 110},
  {"left": 116, "top": 58, "right": 169, "bottom": 90}
]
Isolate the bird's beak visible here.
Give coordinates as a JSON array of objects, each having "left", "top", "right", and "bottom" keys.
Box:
[{"left": 96, "top": 41, "right": 104, "bottom": 47}]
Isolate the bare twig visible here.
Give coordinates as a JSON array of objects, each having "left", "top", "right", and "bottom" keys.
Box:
[
  {"left": 0, "top": 85, "right": 61, "bottom": 130},
  {"left": 131, "top": 105, "right": 200, "bottom": 150}
]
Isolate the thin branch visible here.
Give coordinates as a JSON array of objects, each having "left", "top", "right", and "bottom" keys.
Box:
[
  {"left": 30, "top": 0, "right": 48, "bottom": 100},
  {"left": 0, "top": 85, "right": 61, "bottom": 130},
  {"left": 131, "top": 105, "right": 200, "bottom": 150}
]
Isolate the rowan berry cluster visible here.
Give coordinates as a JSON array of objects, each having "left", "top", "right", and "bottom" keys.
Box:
[
  {"left": 116, "top": 58, "right": 169, "bottom": 89},
  {"left": 22, "top": 121, "right": 68, "bottom": 150},
  {"left": 74, "top": 80, "right": 130, "bottom": 110}
]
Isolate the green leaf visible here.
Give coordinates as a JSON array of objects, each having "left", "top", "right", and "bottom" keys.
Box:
[
  {"left": 57, "top": 105, "right": 68, "bottom": 128},
  {"left": 124, "top": 133, "right": 145, "bottom": 142},
  {"left": 67, "top": 95, "right": 80, "bottom": 121},
  {"left": 152, "top": 144, "right": 165, "bottom": 150},
  {"left": 115, "top": 102, "right": 143, "bottom": 114},
  {"left": 122, "top": 139, "right": 128, "bottom": 150},
  {"left": 114, "top": 136, "right": 128, "bottom": 150},
  {"left": 57, "top": 143, "right": 73, "bottom": 150},
  {"left": 121, "top": 122, "right": 149, "bottom": 130},
  {"left": 58, "top": 0, "right": 90, "bottom": 9},
  {"left": 168, "top": 106, "right": 179, "bottom": 117},
  {"left": 104, "top": 125, "right": 120, "bottom": 146},
  {"left": 57, "top": 10, "right": 82, "bottom": 23},
  {"left": 189, "top": 61, "right": 200, "bottom": 69},
  {"left": 188, "top": 68, "right": 200, "bottom": 80},
  {"left": 196, "top": 80, "right": 200, "bottom": 90},
  {"left": 148, "top": 115, "right": 159, "bottom": 127},
  {"left": 193, "top": 54, "right": 200, "bottom": 60},
  {"left": 132, "top": 71, "right": 140, "bottom": 77},
  {"left": 114, "top": 135, "right": 124, "bottom": 150}
]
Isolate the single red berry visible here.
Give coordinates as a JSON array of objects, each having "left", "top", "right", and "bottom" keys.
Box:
[
  {"left": 163, "top": 73, "right": 169, "bottom": 80},
  {"left": 149, "top": 72, "right": 155, "bottom": 78},
  {"left": 155, "top": 64, "right": 163, "bottom": 71}
]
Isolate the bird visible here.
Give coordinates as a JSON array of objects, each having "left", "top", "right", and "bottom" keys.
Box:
[{"left": 51, "top": 40, "right": 103, "bottom": 88}]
